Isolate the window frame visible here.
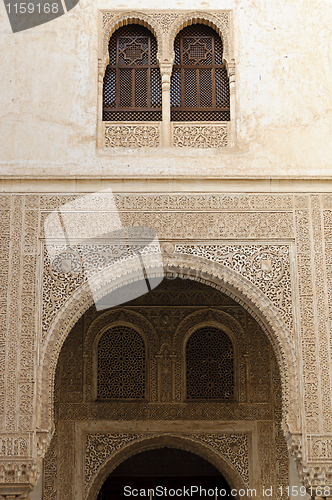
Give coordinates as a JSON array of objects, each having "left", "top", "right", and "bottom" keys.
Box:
[
  {"left": 92, "top": 322, "right": 150, "bottom": 402},
  {"left": 98, "top": 11, "right": 236, "bottom": 149},
  {"left": 182, "top": 321, "right": 239, "bottom": 402},
  {"left": 170, "top": 25, "right": 230, "bottom": 121},
  {"left": 103, "top": 24, "right": 162, "bottom": 121}
]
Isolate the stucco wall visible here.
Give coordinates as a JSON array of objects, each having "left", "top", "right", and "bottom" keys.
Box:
[{"left": 0, "top": 0, "right": 331, "bottom": 177}]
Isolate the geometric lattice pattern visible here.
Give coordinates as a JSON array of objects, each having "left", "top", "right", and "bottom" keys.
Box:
[
  {"left": 97, "top": 326, "right": 146, "bottom": 399},
  {"left": 171, "top": 110, "right": 230, "bottom": 121},
  {"left": 103, "top": 25, "right": 162, "bottom": 121},
  {"left": 103, "top": 110, "right": 162, "bottom": 121},
  {"left": 171, "top": 24, "right": 230, "bottom": 121},
  {"left": 186, "top": 326, "right": 234, "bottom": 400}
]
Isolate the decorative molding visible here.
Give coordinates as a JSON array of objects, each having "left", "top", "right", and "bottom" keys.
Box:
[
  {"left": 58, "top": 402, "right": 274, "bottom": 421},
  {"left": 39, "top": 193, "right": 294, "bottom": 211},
  {"left": 0, "top": 461, "right": 37, "bottom": 485},
  {"left": 0, "top": 437, "right": 29, "bottom": 457},
  {"left": 300, "top": 464, "right": 332, "bottom": 488},
  {"left": 0, "top": 494, "right": 31, "bottom": 500}
]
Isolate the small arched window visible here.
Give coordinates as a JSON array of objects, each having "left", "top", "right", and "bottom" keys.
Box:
[
  {"left": 97, "top": 325, "right": 146, "bottom": 399},
  {"left": 170, "top": 24, "right": 230, "bottom": 121},
  {"left": 103, "top": 24, "right": 162, "bottom": 121},
  {"left": 186, "top": 326, "right": 234, "bottom": 400}
]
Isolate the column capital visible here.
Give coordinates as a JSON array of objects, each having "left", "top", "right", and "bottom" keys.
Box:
[
  {"left": 0, "top": 484, "right": 32, "bottom": 499},
  {"left": 158, "top": 60, "right": 174, "bottom": 77}
]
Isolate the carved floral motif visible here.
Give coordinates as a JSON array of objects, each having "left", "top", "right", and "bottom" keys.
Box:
[
  {"left": 173, "top": 124, "right": 228, "bottom": 148},
  {"left": 174, "top": 244, "right": 293, "bottom": 327},
  {"left": 85, "top": 433, "right": 147, "bottom": 490},
  {"left": 84, "top": 433, "right": 248, "bottom": 494},
  {"left": 2, "top": 193, "right": 332, "bottom": 495},
  {"left": 105, "top": 124, "right": 160, "bottom": 148}
]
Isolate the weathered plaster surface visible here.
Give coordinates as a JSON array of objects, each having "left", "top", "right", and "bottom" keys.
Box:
[{"left": 0, "top": 0, "right": 332, "bottom": 177}]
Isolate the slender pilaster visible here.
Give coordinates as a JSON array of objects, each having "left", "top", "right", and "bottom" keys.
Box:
[
  {"left": 97, "top": 59, "right": 105, "bottom": 148},
  {"left": 228, "top": 58, "right": 237, "bottom": 147}
]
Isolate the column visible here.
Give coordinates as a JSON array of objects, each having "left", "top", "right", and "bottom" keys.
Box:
[{"left": 159, "top": 61, "right": 173, "bottom": 147}]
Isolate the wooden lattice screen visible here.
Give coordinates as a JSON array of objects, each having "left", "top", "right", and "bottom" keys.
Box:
[
  {"left": 171, "top": 24, "right": 230, "bottom": 121},
  {"left": 103, "top": 25, "right": 162, "bottom": 121}
]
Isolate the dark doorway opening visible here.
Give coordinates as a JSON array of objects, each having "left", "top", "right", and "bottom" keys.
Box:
[{"left": 97, "top": 448, "right": 232, "bottom": 500}]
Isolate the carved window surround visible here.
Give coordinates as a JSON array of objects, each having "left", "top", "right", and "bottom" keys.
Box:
[{"left": 98, "top": 10, "right": 236, "bottom": 150}]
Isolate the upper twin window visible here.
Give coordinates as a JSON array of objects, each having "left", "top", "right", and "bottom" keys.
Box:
[
  {"left": 97, "top": 324, "right": 235, "bottom": 401},
  {"left": 103, "top": 23, "right": 230, "bottom": 122},
  {"left": 103, "top": 25, "right": 162, "bottom": 122},
  {"left": 171, "top": 25, "right": 230, "bottom": 121}
]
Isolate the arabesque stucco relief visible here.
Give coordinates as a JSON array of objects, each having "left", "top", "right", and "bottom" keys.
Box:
[{"left": 0, "top": 193, "right": 332, "bottom": 497}]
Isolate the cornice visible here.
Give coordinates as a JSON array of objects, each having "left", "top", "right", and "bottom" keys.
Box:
[{"left": 1, "top": 177, "right": 332, "bottom": 193}]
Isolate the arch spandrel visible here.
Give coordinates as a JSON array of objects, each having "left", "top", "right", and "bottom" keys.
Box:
[
  {"left": 85, "top": 434, "right": 248, "bottom": 500},
  {"left": 101, "top": 11, "right": 232, "bottom": 69},
  {"left": 38, "top": 251, "right": 300, "bottom": 444}
]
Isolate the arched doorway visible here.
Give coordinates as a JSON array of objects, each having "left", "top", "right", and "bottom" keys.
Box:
[
  {"left": 43, "top": 277, "right": 290, "bottom": 500},
  {"left": 97, "top": 448, "right": 232, "bottom": 500}
]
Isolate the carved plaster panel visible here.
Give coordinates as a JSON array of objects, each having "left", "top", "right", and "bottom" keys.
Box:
[
  {"left": 84, "top": 433, "right": 248, "bottom": 498},
  {"left": 105, "top": 124, "right": 160, "bottom": 148},
  {"left": 174, "top": 244, "right": 293, "bottom": 329},
  {"left": 39, "top": 193, "right": 294, "bottom": 211},
  {"left": 2, "top": 193, "right": 332, "bottom": 493},
  {"left": 173, "top": 123, "right": 228, "bottom": 148},
  {"left": 42, "top": 241, "right": 293, "bottom": 342},
  {"left": 58, "top": 402, "right": 273, "bottom": 421},
  {"left": 85, "top": 433, "right": 148, "bottom": 491}
]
